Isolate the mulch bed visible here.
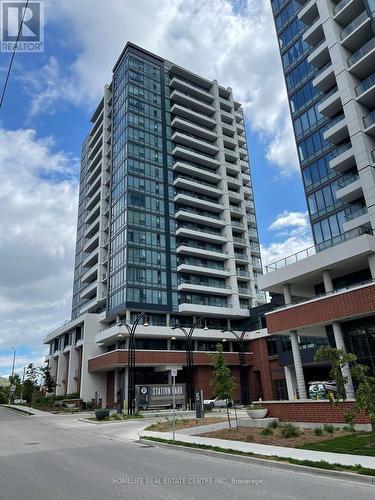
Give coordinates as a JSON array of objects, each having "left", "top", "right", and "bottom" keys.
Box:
[
  {"left": 198, "top": 426, "right": 350, "bottom": 448},
  {"left": 146, "top": 417, "right": 227, "bottom": 432}
]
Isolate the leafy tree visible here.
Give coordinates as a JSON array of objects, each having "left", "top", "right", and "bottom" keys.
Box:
[
  {"left": 315, "top": 346, "right": 375, "bottom": 426},
  {"left": 210, "top": 343, "right": 237, "bottom": 428}
]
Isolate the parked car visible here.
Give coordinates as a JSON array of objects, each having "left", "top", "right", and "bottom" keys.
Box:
[
  {"left": 13, "top": 399, "right": 26, "bottom": 404},
  {"left": 203, "top": 397, "right": 233, "bottom": 410},
  {"left": 308, "top": 381, "right": 337, "bottom": 400}
]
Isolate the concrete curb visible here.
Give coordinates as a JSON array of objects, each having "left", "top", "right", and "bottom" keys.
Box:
[
  {"left": 0, "top": 405, "right": 35, "bottom": 416},
  {"left": 139, "top": 438, "right": 375, "bottom": 486}
]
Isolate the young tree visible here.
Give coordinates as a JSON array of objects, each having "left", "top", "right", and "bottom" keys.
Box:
[
  {"left": 40, "top": 365, "right": 56, "bottom": 394},
  {"left": 210, "top": 343, "right": 237, "bottom": 428},
  {"left": 22, "top": 363, "right": 39, "bottom": 404},
  {"left": 315, "top": 346, "right": 375, "bottom": 426}
]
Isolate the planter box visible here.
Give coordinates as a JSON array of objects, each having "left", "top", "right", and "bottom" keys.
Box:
[{"left": 246, "top": 408, "right": 267, "bottom": 419}]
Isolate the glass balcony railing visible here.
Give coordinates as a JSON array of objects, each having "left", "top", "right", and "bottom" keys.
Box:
[
  {"left": 326, "top": 112, "right": 345, "bottom": 131},
  {"left": 344, "top": 204, "right": 368, "bottom": 221},
  {"left": 333, "top": 0, "right": 352, "bottom": 16},
  {"left": 265, "top": 226, "right": 373, "bottom": 273},
  {"left": 236, "top": 269, "right": 251, "bottom": 277},
  {"left": 337, "top": 171, "right": 360, "bottom": 188},
  {"left": 176, "top": 206, "right": 222, "bottom": 220},
  {"left": 176, "top": 223, "right": 222, "bottom": 236},
  {"left": 178, "top": 259, "right": 229, "bottom": 271},
  {"left": 330, "top": 142, "right": 352, "bottom": 158},
  {"left": 319, "top": 86, "right": 338, "bottom": 105},
  {"left": 348, "top": 37, "right": 375, "bottom": 67},
  {"left": 176, "top": 175, "right": 221, "bottom": 190},
  {"left": 340, "top": 11, "right": 369, "bottom": 41},
  {"left": 356, "top": 70, "right": 375, "bottom": 97},
  {"left": 178, "top": 279, "right": 231, "bottom": 290},
  {"left": 364, "top": 110, "right": 375, "bottom": 129}
]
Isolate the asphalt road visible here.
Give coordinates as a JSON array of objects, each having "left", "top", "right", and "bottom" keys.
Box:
[{"left": 0, "top": 406, "right": 373, "bottom": 500}]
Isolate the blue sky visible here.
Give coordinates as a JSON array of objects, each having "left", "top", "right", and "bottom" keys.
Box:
[{"left": 0, "top": 0, "right": 312, "bottom": 376}]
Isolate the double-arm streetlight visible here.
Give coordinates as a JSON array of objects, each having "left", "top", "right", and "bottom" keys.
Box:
[
  {"left": 221, "top": 328, "right": 251, "bottom": 406},
  {"left": 172, "top": 317, "right": 207, "bottom": 410},
  {"left": 117, "top": 311, "right": 149, "bottom": 415}
]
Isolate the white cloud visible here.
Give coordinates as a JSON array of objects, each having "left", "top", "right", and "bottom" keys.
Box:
[
  {"left": 0, "top": 128, "right": 78, "bottom": 354},
  {"left": 261, "top": 210, "right": 313, "bottom": 266},
  {"left": 28, "top": 0, "right": 299, "bottom": 174}
]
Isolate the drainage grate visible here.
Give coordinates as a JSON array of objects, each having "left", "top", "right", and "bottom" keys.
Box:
[{"left": 25, "top": 442, "right": 39, "bottom": 445}]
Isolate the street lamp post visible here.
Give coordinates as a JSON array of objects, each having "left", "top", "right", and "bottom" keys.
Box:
[
  {"left": 8, "top": 347, "right": 16, "bottom": 404},
  {"left": 222, "top": 328, "right": 251, "bottom": 406},
  {"left": 172, "top": 317, "right": 207, "bottom": 410},
  {"left": 117, "top": 311, "right": 149, "bottom": 415}
]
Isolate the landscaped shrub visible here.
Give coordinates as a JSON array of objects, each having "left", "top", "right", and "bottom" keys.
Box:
[
  {"left": 269, "top": 420, "right": 278, "bottom": 429},
  {"left": 245, "top": 434, "right": 255, "bottom": 442},
  {"left": 111, "top": 413, "right": 122, "bottom": 420},
  {"left": 260, "top": 427, "right": 273, "bottom": 436},
  {"left": 314, "top": 427, "right": 323, "bottom": 436},
  {"left": 323, "top": 424, "right": 334, "bottom": 434},
  {"left": 280, "top": 423, "right": 300, "bottom": 438}
]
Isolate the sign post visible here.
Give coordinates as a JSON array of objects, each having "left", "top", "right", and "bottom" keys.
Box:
[
  {"left": 171, "top": 369, "right": 178, "bottom": 443},
  {"left": 195, "top": 389, "right": 204, "bottom": 419}
]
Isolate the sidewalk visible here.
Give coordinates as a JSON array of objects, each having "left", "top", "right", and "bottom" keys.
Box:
[{"left": 140, "top": 429, "right": 375, "bottom": 469}]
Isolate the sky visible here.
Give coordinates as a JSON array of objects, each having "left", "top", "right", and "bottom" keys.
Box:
[{"left": 0, "top": 0, "right": 313, "bottom": 376}]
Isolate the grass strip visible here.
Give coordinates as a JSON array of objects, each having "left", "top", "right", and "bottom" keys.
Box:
[{"left": 143, "top": 436, "right": 375, "bottom": 477}]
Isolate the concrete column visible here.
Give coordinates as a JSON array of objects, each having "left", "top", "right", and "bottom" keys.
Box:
[
  {"left": 289, "top": 331, "right": 307, "bottom": 399},
  {"left": 332, "top": 322, "right": 355, "bottom": 400},
  {"left": 323, "top": 270, "right": 334, "bottom": 294},
  {"left": 284, "top": 365, "right": 297, "bottom": 400},
  {"left": 368, "top": 254, "right": 375, "bottom": 280},
  {"left": 283, "top": 284, "right": 292, "bottom": 305}
]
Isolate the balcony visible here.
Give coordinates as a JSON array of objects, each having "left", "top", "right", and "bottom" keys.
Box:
[
  {"left": 173, "top": 145, "right": 219, "bottom": 169},
  {"left": 348, "top": 38, "right": 375, "bottom": 79},
  {"left": 175, "top": 209, "right": 225, "bottom": 228},
  {"left": 303, "top": 18, "right": 324, "bottom": 47},
  {"left": 171, "top": 116, "right": 217, "bottom": 142},
  {"left": 173, "top": 161, "right": 220, "bottom": 182},
  {"left": 178, "top": 280, "right": 232, "bottom": 296},
  {"left": 340, "top": 11, "right": 372, "bottom": 52},
  {"left": 308, "top": 40, "right": 330, "bottom": 68},
  {"left": 83, "top": 232, "right": 99, "bottom": 254},
  {"left": 298, "top": 0, "right": 318, "bottom": 24},
  {"left": 81, "top": 263, "right": 99, "bottom": 284},
  {"left": 329, "top": 143, "right": 355, "bottom": 171},
  {"left": 174, "top": 192, "right": 223, "bottom": 213},
  {"left": 177, "top": 262, "right": 230, "bottom": 277},
  {"left": 312, "top": 63, "right": 335, "bottom": 92},
  {"left": 335, "top": 172, "right": 362, "bottom": 202},
  {"left": 363, "top": 110, "right": 375, "bottom": 137},
  {"left": 355, "top": 71, "right": 375, "bottom": 108},
  {"left": 222, "top": 122, "right": 236, "bottom": 136},
  {"left": 84, "top": 216, "right": 100, "bottom": 239},
  {"left": 171, "top": 103, "right": 216, "bottom": 129},
  {"left": 233, "top": 236, "right": 247, "bottom": 247},
  {"left": 318, "top": 88, "right": 342, "bottom": 117},
  {"left": 170, "top": 89, "right": 215, "bottom": 116},
  {"left": 173, "top": 175, "right": 221, "bottom": 197},
  {"left": 79, "top": 297, "right": 99, "bottom": 314},
  {"left": 170, "top": 76, "right": 214, "bottom": 103},
  {"left": 176, "top": 245, "right": 228, "bottom": 261},
  {"left": 264, "top": 226, "right": 372, "bottom": 274},
  {"left": 176, "top": 225, "right": 226, "bottom": 243},
  {"left": 333, "top": 0, "right": 365, "bottom": 26},
  {"left": 172, "top": 131, "right": 219, "bottom": 156},
  {"left": 80, "top": 281, "right": 97, "bottom": 301},
  {"left": 82, "top": 247, "right": 99, "bottom": 269},
  {"left": 323, "top": 114, "right": 348, "bottom": 144}
]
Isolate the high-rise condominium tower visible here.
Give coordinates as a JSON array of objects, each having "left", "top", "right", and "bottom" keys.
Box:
[
  {"left": 258, "top": 1, "right": 375, "bottom": 400},
  {"left": 44, "top": 43, "right": 267, "bottom": 407}
]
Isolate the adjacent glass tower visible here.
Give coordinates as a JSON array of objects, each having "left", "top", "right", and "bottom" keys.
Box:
[
  {"left": 71, "top": 42, "right": 265, "bottom": 325},
  {"left": 271, "top": 0, "right": 375, "bottom": 249}
]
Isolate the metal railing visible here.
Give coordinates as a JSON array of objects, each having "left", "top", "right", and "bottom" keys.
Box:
[{"left": 265, "top": 226, "right": 373, "bottom": 273}]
